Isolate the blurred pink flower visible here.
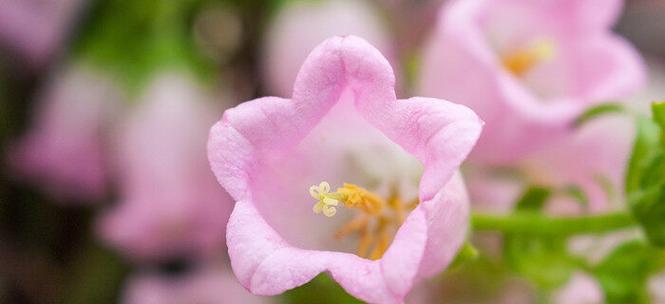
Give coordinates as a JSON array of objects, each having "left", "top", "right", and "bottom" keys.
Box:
[
  {"left": 649, "top": 272, "right": 665, "bottom": 304},
  {"left": 262, "top": 0, "right": 391, "bottom": 97},
  {"left": 98, "top": 73, "right": 232, "bottom": 261},
  {"left": 552, "top": 272, "right": 604, "bottom": 304},
  {"left": 464, "top": 165, "right": 524, "bottom": 214},
  {"left": 420, "top": 0, "right": 646, "bottom": 162},
  {"left": 526, "top": 114, "right": 634, "bottom": 214},
  {"left": 208, "top": 36, "right": 482, "bottom": 303},
  {"left": 122, "top": 263, "right": 270, "bottom": 304},
  {"left": 0, "top": 0, "right": 83, "bottom": 66},
  {"left": 8, "top": 63, "right": 120, "bottom": 203},
  {"left": 466, "top": 113, "right": 634, "bottom": 215}
]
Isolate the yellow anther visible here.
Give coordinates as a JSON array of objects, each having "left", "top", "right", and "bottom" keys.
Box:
[
  {"left": 502, "top": 38, "right": 555, "bottom": 77},
  {"left": 337, "top": 183, "right": 384, "bottom": 215},
  {"left": 308, "top": 181, "right": 419, "bottom": 260}
]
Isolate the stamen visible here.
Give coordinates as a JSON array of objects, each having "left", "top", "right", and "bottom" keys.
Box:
[
  {"left": 337, "top": 183, "right": 384, "bottom": 215},
  {"left": 308, "top": 181, "right": 419, "bottom": 260},
  {"left": 334, "top": 215, "right": 369, "bottom": 239},
  {"left": 369, "top": 218, "right": 390, "bottom": 260},
  {"left": 357, "top": 224, "right": 373, "bottom": 258},
  {"left": 310, "top": 182, "right": 385, "bottom": 217},
  {"left": 502, "top": 39, "right": 555, "bottom": 77}
]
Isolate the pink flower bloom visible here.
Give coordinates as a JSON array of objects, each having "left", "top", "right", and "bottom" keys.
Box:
[
  {"left": 98, "top": 73, "right": 232, "bottom": 261},
  {"left": 420, "top": 0, "right": 646, "bottom": 162},
  {"left": 466, "top": 113, "right": 634, "bottom": 215},
  {"left": 0, "top": 0, "right": 83, "bottom": 66},
  {"left": 208, "top": 36, "right": 482, "bottom": 303},
  {"left": 8, "top": 64, "right": 120, "bottom": 202},
  {"left": 552, "top": 272, "right": 604, "bottom": 304},
  {"left": 122, "top": 263, "right": 270, "bottom": 304},
  {"left": 263, "top": 0, "right": 390, "bottom": 97},
  {"left": 526, "top": 114, "right": 635, "bottom": 214}
]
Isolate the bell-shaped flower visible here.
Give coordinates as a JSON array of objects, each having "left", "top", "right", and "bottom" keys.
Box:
[
  {"left": 98, "top": 73, "right": 232, "bottom": 261},
  {"left": 8, "top": 64, "right": 120, "bottom": 202},
  {"left": 420, "top": 0, "right": 646, "bottom": 162},
  {"left": 208, "top": 36, "right": 482, "bottom": 303}
]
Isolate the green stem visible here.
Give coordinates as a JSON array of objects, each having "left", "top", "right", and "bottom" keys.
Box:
[{"left": 471, "top": 212, "right": 637, "bottom": 236}]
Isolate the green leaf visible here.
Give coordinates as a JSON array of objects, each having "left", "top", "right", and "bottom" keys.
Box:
[
  {"left": 503, "top": 234, "right": 580, "bottom": 290},
  {"left": 561, "top": 184, "right": 590, "bottom": 208},
  {"left": 626, "top": 104, "right": 665, "bottom": 247},
  {"left": 630, "top": 185, "right": 665, "bottom": 247},
  {"left": 73, "top": 0, "right": 213, "bottom": 95},
  {"left": 449, "top": 242, "right": 480, "bottom": 271},
  {"left": 280, "top": 273, "right": 363, "bottom": 304},
  {"left": 503, "top": 187, "right": 582, "bottom": 291},
  {"left": 592, "top": 240, "right": 662, "bottom": 304},
  {"left": 653, "top": 102, "right": 665, "bottom": 131},
  {"left": 653, "top": 102, "right": 665, "bottom": 148},
  {"left": 514, "top": 186, "right": 551, "bottom": 212},
  {"left": 62, "top": 243, "right": 129, "bottom": 304},
  {"left": 627, "top": 116, "right": 662, "bottom": 192},
  {"left": 573, "top": 103, "right": 625, "bottom": 128}
]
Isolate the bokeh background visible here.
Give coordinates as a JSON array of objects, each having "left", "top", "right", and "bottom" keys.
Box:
[{"left": 1, "top": 0, "right": 665, "bottom": 303}]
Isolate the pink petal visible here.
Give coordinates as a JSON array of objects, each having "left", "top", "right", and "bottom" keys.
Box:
[
  {"left": 525, "top": 114, "right": 635, "bottom": 213},
  {"left": 562, "top": 35, "right": 647, "bottom": 103},
  {"left": 416, "top": 173, "right": 470, "bottom": 278}
]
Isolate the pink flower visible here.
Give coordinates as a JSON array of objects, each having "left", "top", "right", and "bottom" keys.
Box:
[
  {"left": 466, "top": 113, "right": 634, "bottom": 215},
  {"left": 208, "top": 36, "right": 482, "bottom": 303},
  {"left": 8, "top": 64, "right": 120, "bottom": 202},
  {"left": 0, "top": 0, "right": 83, "bottom": 66},
  {"left": 420, "top": 0, "right": 646, "bottom": 162},
  {"left": 526, "top": 114, "right": 634, "bottom": 214},
  {"left": 649, "top": 272, "right": 665, "bottom": 304},
  {"left": 262, "top": 0, "right": 390, "bottom": 97},
  {"left": 98, "top": 73, "right": 232, "bottom": 261},
  {"left": 122, "top": 263, "right": 270, "bottom": 304},
  {"left": 552, "top": 272, "right": 604, "bottom": 304}
]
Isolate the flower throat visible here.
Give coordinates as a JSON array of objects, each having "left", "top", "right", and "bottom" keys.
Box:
[
  {"left": 501, "top": 38, "right": 555, "bottom": 77},
  {"left": 309, "top": 181, "right": 418, "bottom": 260}
]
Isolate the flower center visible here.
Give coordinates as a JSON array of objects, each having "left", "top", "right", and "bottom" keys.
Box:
[
  {"left": 501, "top": 38, "right": 555, "bottom": 77},
  {"left": 309, "top": 181, "right": 418, "bottom": 260}
]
